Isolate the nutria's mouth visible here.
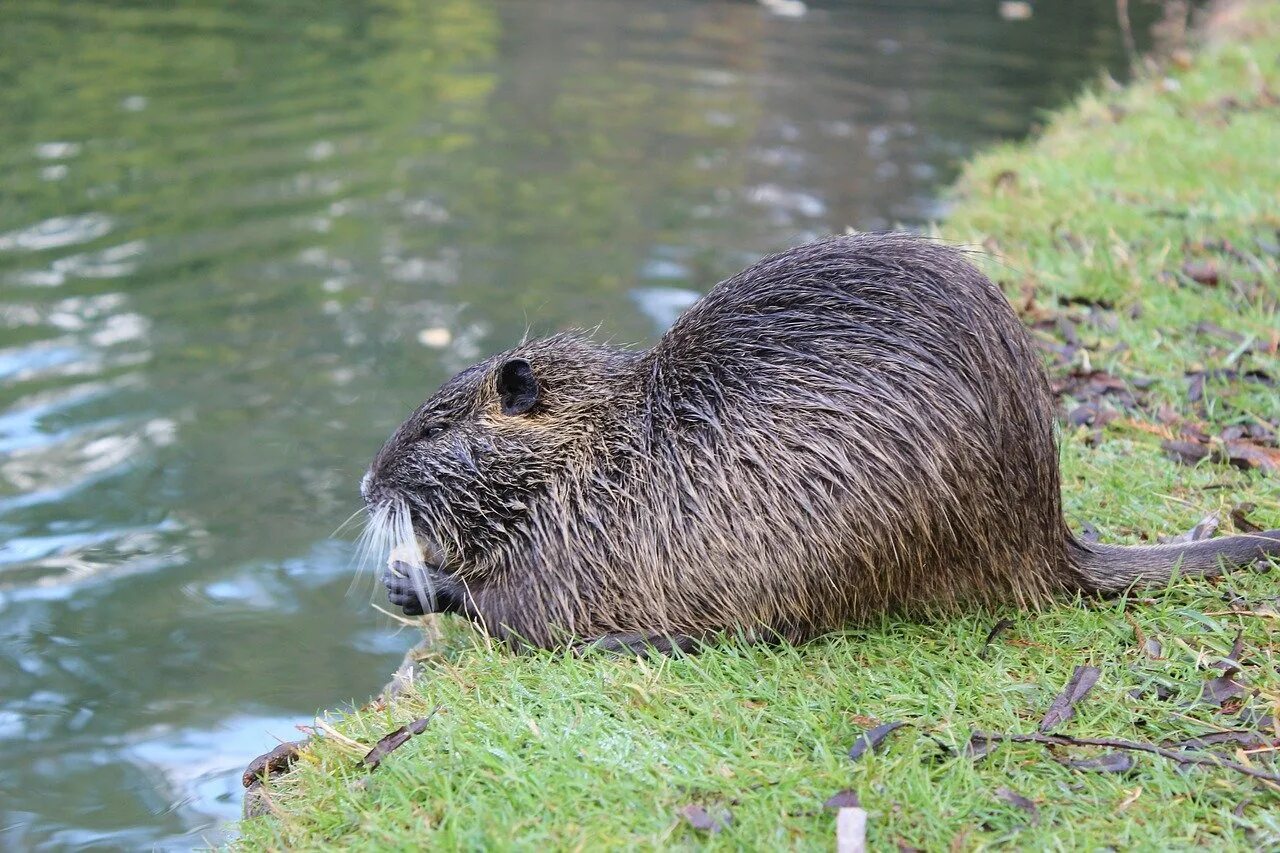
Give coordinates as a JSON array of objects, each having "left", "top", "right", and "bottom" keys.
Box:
[{"left": 387, "top": 537, "right": 448, "bottom": 573}]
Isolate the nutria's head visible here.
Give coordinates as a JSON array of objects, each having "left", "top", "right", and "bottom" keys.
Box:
[{"left": 361, "top": 332, "right": 642, "bottom": 642}]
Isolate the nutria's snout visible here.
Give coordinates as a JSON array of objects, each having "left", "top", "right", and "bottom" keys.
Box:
[{"left": 360, "top": 470, "right": 414, "bottom": 514}]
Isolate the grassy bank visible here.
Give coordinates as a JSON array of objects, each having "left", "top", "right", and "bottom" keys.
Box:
[{"left": 238, "top": 4, "right": 1280, "bottom": 849}]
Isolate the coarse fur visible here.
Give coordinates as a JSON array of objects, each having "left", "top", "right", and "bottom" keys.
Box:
[{"left": 361, "top": 233, "right": 1280, "bottom": 651}]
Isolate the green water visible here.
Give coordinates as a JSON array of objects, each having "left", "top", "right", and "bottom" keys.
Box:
[{"left": 0, "top": 0, "right": 1155, "bottom": 847}]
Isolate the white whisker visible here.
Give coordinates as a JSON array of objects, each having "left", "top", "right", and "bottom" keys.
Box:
[
  {"left": 345, "top": 498, "right": 438, "bottom": 616},
  {"left": 331, "top": 505, "right": 370, "bottom": 539},
  {"left": 389, "top": 501, "right": 436, "bottom": 612}
]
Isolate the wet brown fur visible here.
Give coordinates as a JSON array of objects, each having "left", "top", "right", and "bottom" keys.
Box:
[{"left": 363, "top": 234, "right": 1280, "bottom": 650}]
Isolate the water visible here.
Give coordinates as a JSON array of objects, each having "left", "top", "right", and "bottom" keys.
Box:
[{"left": 0, "top": 0, "right": 1158, "bottom": 847}]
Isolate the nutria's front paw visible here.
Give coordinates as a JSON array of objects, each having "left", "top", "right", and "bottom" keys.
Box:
[{"left": 384, "top": 561, "right": 428, "bottom": 616}]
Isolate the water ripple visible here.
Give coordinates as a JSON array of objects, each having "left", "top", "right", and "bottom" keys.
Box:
[{"left": 0, "top": 214, "right": 114, "bottom": 253}]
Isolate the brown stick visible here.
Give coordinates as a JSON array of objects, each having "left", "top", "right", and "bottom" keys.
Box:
[{"left": 971, "top": 730, "right": 1280, "bottom": 787}]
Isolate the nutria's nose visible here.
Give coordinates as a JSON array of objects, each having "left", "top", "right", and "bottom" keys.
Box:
[{"left": 360, "top": 469, "right": 392, "bottom": 509}]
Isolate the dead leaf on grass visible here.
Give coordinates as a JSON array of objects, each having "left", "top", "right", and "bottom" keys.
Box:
[
  {"left": 1222, "top": 439, "right": 1280, "bottom": 472},
  {"left": 965, "top": 731, "right": 999, "bottom": 759},
  {"left": 1162, "top": 439, "right": 1210, "bottom": 466},
  {"left": 681, "top": 804, "right": 731, "bottom": 833},
  {"left": 1128, "top": 680, "right": 1176, "bottom": 702},
  {"left": 1052, "top": 370, "right": 1138, "bottom": 408},
  {"left": 1160, "top": 514, "right": 1219, "bottom": 545},
  {"left": 362, "top": 707, "right": 440, "bottom": 770},
  {"left": 824, "top": 790, "right": 861, "bottom": 810},
  {"left": 1182, "top": 260, "right": 1221, "bottom": 286},
  {"left": 1173, "top": 729, "right": 1273, "bottom": 751},
  {"left": 1231, "top": 503, "right": 1264, "bottom": 533},
  {"left": 242, "top": 740, "right": 305, "bottom": 787},
  {"left": 1040, "top": 666, "right": 1101, "bottom": 733},
  {"left": 1067, "top": 400, "right": 1119, "bottom": 428},
  {"left": 994, "top": 787, "right": 1040, "bottom": 825},
  {"left": 1187, "top": 371, "right": 1206, "bottom": 404},
  {"left": 1063, "top": 751, "right": 1136, "bottom": 773},
  {"left": 978, "top": 618, "right": 1015, "bottom": 660},
  {"left": 1201, "top": 671, "right": 1245, "bottom": 707},
  {"left": 849, "top": 722, "right": 907, "bottom": 761}
]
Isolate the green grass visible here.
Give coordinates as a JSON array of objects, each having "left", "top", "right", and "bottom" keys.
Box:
[{"left": 237, "top": 4, "right": 1280, "bottom": 849}]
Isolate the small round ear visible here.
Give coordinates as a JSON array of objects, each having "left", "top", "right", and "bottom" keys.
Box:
[{"left": 496, "top": 358, "right": 541, "bottom": 416}]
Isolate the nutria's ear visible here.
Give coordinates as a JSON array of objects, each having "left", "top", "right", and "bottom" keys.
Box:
[{"left": 496, "top": 358, "right": 540, "bottom": 416}]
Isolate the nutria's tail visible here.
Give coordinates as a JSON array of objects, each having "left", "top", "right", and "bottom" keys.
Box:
[{"left": 1069, "top": 529, "right": 1280, "bottom": 594}]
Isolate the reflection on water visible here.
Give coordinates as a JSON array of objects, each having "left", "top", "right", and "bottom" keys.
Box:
[{"left": 0, "top": 0, "right": 1157, "bottom": 846}]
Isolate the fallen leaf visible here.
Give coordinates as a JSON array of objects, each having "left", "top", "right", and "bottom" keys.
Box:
[
  {"left": 1162, "top": 439, "right": 1210, "bottom": 466},
  {"left": 1124, "top": 612, "right": 1163, "bottom": 659},
  {"left": 1040, "top": 666, "right": 1101, "bottom": 732},
  {"left": 824, "top": 790, "right": 861, "bottom": 810},
  {"left": 1222, "top": 440, "right": 1280, "bottom": 472},
  {"left": 1067, "top": 401, "right": 1119, "bottom": 428},
  {"left": 849, "top": 721, "right": 907, "bottom": 761},
  {"left": 965, "top": 731, "right": 999, "bottom": 759},
  {"left": 681, "top": 804, "right": 731, "bottom": 833},
  {"left": 1232, "top": 503, "right": 1264, "bottom": 533},
  {"left": 1224, "top": 629, "right": 1246, "bottom": 669},
  {"left": 242, "top": 740, "right": 305, "bottom": 787},
  {"left": 1128, "top": 681, "right": 1176, "bottom": 702},
  {"left": 1187, "top": 371, "right": 1206, "bottom": 404},
  {"left": 923, "top": 734, "right": 956, "bottom": 762},
  {"left": 1052, "top": 370, "right": 1138, "bottom": 409},
  {"left": 1174, "top": 730, "right": 1273, "bottom": 750},
  {"left": 978, "top": 618, "right": 1015, "bottom": 660},
  {"left": 1178, "top": 420, "right": 1214, "bottom": 442},
  {"left": 1161, "top": 514, "right": 1219, "bottom": 545},
  {"left": 1182, "top": 260, "right": 1220, "bottom": 286},
  {"left": 1201, "top": 671, "right": 1245, "bottom": 707},
  {"left": 1065, "top": 752, "right": 1135, "bottom": 773},
  {"left": 363, "top": 708, "right": 439, "bottom": 770},
  {"left": 976, "top": 730, "right": 1280, "bottom": 784},
  {"left": 1223, "top": 421, "right": 1279, "bottom": 442},
  {"left": 1117, "top": 786, "right": 1143, "bottom": 812},
  {"left": 1194, "top": 321, "right": 1246, "bottom": 345},
  {"left": 994, "top": 787, "right": 1039, "bottom": 825},
  {"left": 1237, "top": 709, "right": 1276, "bottom": 728}
]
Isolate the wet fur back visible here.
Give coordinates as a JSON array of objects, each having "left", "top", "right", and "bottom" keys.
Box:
[{"left": 602, "top": 236, "right": 1068, "bottom": 637}]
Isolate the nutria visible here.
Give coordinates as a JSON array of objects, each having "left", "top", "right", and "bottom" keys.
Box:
[{"left": 360, "top": 233, "right": 1280, "bottom": 653}]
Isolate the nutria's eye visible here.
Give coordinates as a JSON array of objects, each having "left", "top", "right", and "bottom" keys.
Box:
[
  {"left": 496, "top": 358, "right": 540, "bottom": 416},
  {"left": 419, "top": 423, "right": 445, "bottom": 441}
]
